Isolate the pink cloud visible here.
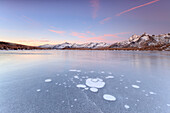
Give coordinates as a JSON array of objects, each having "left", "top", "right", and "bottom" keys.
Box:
[
  {"left": 100, "top": 17, "right": 112, "bottom": 24},
  {"left": 90, "top": 0, "right": 100, "bottom": 19},
  {"left": 49, "top": 29, "right": 65, "bottom": 34},
  {"left": 87, "top": 31, "right": 95, "bottom": 35},
  {"left": 116, "top": 0, "right": 160, "bottom": 16},
  {"left": 71, "top": 32, "right": 86, "bottom": 36}
]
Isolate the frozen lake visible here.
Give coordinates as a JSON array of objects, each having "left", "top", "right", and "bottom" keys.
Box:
[{"left": 0, "top": 50, "right": 170, "bottom": 113}]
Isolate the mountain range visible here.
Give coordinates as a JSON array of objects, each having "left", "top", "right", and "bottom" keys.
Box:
[
  {"left": 39, "top": 33, "right": 170, "bottom": 51},
  {"left": 0, "top": 33, "right": 170, "bottom": 51}
]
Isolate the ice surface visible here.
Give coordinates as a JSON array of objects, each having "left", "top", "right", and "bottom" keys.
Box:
[
  {"left": 45, "top": 79, "right": 52, "bottom": 83},
  {"left": 105, "top": 76, "right": 114, "bottom": 79},
  {"left": 103, "top": 94, "right": 116, "bottom": 101},
  {"left": 132, "top": 85, "right": 140, "bottom": 89},
  {"left": 90, "top": 87, "right": 98, "bottom": 92},
  {"left": 86, "top": 78, "right": 105, "bottom": 88},
  {"left": 76, "top": 84, "right": 86, "bottom": 88},
  {"left": 124, "top": 105, "right": 130, "bottom": 109}
]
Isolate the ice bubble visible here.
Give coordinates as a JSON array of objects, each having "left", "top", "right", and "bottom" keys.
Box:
[
  {"left": 74, "top": 76, "right": 79, "bottom": 79},
  {"left": 121, "top": 75, "right": 124, "bottom": 77},
  {"left": 36, "top": 89, "right": 41, "bottom": 92},
  {"left": 86, "top": 78, "right": 105, "bottom": 88},
  {"left": 45, "top": 79, "right": 52, "bottom": 83},
  {"left": 69, "top": 69, "right": 81, "bottom": 72},
  {"left": 136, "top": 80, "right": 141, "bottom": 83},
  {"left": 149, "top": 92, "right": 156, "bottom": 95},
  {"left": 167, "top": 104, "right": 170, "bottom": 107},
  {"left": 90, "top": 88, "right": 98, "bottom": 93},
  {"left": 76, "top": 84, "right": 86, "bottom": 88},
  {"left": 74, "top": 99, "right": 77, "bottom": 101},
  {"left": 101, "top": 71, "right": 105, "bottom": 73},
  {"left": 142, "top": 90, "right": 146, "bottom": 92},
  {"left": 125, "top": 86, "right": 128, "bottom": 89},
  {"left": 71, "top": 105, "right": 73, "bottom": 107},
  {"left": 105, "top": 76, "right": 114, "bottom": 79},
  {"left": 108, "top": 72, "right": 112, "bottom": 74},
  {"left": 103, "top": 94, "right": 116, "bottom": 101},
  {"left": 84, "top": 87, "right": 89, "bottom": 90},
  {"left": 124, "top": 105, "right": 130, "bottom": 109},
  {"left": 132, "top": 85, "right": 140, "bottom": 89}
]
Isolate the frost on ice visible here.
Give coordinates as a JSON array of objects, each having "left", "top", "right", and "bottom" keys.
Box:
[
  {"left": 86, "top": 78, "right": 105, "bottom": 88},
  {"left": 45, "top": 79, "right": 52, "bottom": 83},
  {"left": 90, "top": 87, "right": 98, "bottom": 92},
  {"left": 132, "top": 85, "right": 140, "bottom": 89},
  {"left": 103, "top": 94, "right": 116, "bottom": 101},
  {"left": 124, "top": 105, "right": 130, "bottom": 109},
  {"left": 76, "top": 84, "right": 86, "bottom": 88}
]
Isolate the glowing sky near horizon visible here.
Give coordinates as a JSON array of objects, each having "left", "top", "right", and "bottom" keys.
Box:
[{"left": 0, "top": 0, "right": 170, "bottom": 46}]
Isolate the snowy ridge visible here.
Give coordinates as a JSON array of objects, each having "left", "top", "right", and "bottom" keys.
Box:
[
  {"left": 38, "top": 33, "right": 170, "bottom": 50},
  {"left": 109, "top": 33, "right": 170, "bottom": 50},
  {"left": 39, "top": 42, "right": 110, "bottom": 49}
]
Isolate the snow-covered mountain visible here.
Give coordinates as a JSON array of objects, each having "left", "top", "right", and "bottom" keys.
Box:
[
  {"left": 109, "top": 33, "right": 170, "bottom": 51},
  {"left": 39, "top": 42, "right": 111, "bottom": 49},
  {"left": 39, "top": 33, "right": 170, "bottom": 51}
]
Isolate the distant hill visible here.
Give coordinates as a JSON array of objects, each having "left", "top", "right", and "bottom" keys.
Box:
[{"left": 0, "top": 41, "right": 45, "bottom": 50}]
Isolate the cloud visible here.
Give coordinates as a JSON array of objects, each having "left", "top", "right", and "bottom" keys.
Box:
[
  {"left": 70, "top": 31, "right": 130, "bottom": 42},
  {"left": 23, "top": 16, "right": 40, "bottom": 26},
  {"left": 87, "top": 31, "right": 95, "bottom": 35},
  {"left": 116, "top": 0, "right": 160, "bottom": 16},
  {"left": 49, "top": 29, "right": 65, "bottom": 34},
  {"left": 100, "top": 17, "right": 112, "bottom": 24},
  {"left": 90, "top": 0, "right": 100, "bottom": 19}
]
